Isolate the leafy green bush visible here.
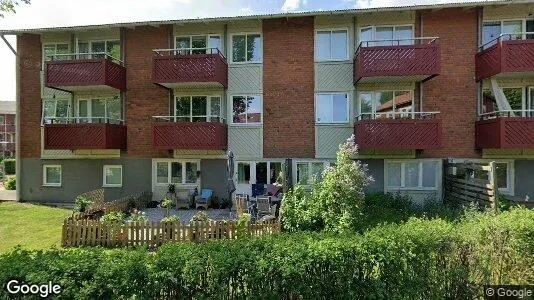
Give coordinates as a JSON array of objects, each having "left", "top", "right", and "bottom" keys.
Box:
[
  {"left": 100, "top": 212, "right": 125, "bottom": 227},
  {"left": 73, "top": 196, "right": 93, "bottom": 212},
  {"left": 4, "top": 177, "right": 15, "bottom": 190},
  {"left": 281, "top": 136, "right": 373, "bottom": 233},
  {"left": 3, "top": 158, "right": 15, "bottom": 175},
  {"left": 190, "top": 211, "right": 209, "bottom": 223},
  {"left": 161, "top": 215, "right": 180, "bottom": 223},
  {"left": 127, "top": 210, "right": 147, "bottom": 223},
  {"left": 0, "top": 207, "right": 532, "bottom": 299}
]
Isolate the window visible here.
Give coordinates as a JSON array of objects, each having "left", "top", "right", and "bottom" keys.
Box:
[
  {"left": 174, "top": 95, "right": 222, "bottom": 122},
  {"left": 232, "top": 95, "right": 262, "bottom": 124},
  {"left": 296, "top": 161, "right": 329, "bottom": 185},
  {"left": 482, "top": 20, "right": 524, "bottom": 48},
  {"left": 43, "top": 99, "right": 70, "bottom": 123},
  {"left": 43, "top": 165, "right": 61, "bottom": 187},
  {"left": 482, "top": 87, "right": 523, "bottom": 116},
  {"left": 43, "top": 43, "right": 69, "bottom": 61},
  {"left": 386, "top": 161, "right": 439, "bottom": 189},
  {"left": 78, "top": 40, "right": 120, "bottom": 61},
  {"left": 103, "top": 165, "right": 122, "bottom": 187},
  {"left": 360, "top": 25, "right": 414, "bottom": 46},
  {"left": 316, "top": 93, "right": 349, "bottom": 123},
  {"left": 0, "top": 116, "right": 4, "bottom": 124},
  {"left": 232, "top": 34, "right": 262, "bottom": 63},
  {"left": 76, "top": 97, "right": 121, "bottom": 123},
  {"left": 359, "top": 90, "right": 414, "bottom": 119},
  {"left": 237, "top": 162, "right": 251, "bottom": 184},
  {"left": 175, "top": 35, "right": 222, "bottom": 54},
  {"left": 154, "top": 160, "right": 199, "bottom": 185},
  {"left": 316, "top": 29, "right": 348, "bottom": 61}
]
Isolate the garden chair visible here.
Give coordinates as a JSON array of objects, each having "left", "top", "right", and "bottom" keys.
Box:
[
  {"left": 195, "top": 189, "right": 213, "bottom": 210},
  {"left": 175, "top": 189, "right": 192, "bottom": 209},
  {"left": 256, "top": 196, "right": 271, "bottom": 219}
]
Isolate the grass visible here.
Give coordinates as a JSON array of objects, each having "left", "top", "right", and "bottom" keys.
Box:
[{"left": 0, "top": 201, "right": 71, "bottom": 253}]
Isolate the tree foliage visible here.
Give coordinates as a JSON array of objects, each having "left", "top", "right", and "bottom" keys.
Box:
[{"left": 0, "top": 0, "right": 30, "bottom": 17}]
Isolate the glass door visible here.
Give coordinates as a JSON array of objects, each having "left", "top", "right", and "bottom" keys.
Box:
[{"left": 78, "top": 100, "right": 89, "bottom": 123}]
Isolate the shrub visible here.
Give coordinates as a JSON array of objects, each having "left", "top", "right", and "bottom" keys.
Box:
[
  {"left": 161, "top": 215, "right": 180, "bottom": 223},
  {"left": 4, "top": 177, "right": 15, "bottom": 190},
  {"left": 73, "top": 196, "right": 93, "bottom": 213},
  {"left": 100, "top": 212, "right": 125, "bottom": 227},
  {"left": 3, "top": 158, "right": 15, "bottom": 175},
  {"left": 161, "top": 196, "right": 173, "bottom": 217},
  {"left": 0, "top": 208, "right": 532, "bottom": 299},
  {"left": 190, "top": 211, "right": 209, "bottom": 223},
  {"left": 127, "top": 210, "right": 147, "bottom": 223},
  {"left": 281, "top": 136, "right": 373, "bottom": 233}
]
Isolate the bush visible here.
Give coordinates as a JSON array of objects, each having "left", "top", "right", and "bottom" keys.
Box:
[
  {"left": 127, "top": 210, "right": 147, "bottom": 223},
  {"left": 281, "top": 136, "right": 373, "bottom": 233},
  {"left": 3, "top": 158, "right": 15, "bottom": 175},
  {"left": 161, "top": 215, "right": 180, "bottom": 223},
  {"left": 0, "top": 208, "right": 532, "bottom": 299},
  {"left": 4, "top": 177, "right": 15, "bottom": 190},
  {"left": 100, "top": 212, "right": 125, "bottom": 227},
  {"left": 73, "top": 196, "right": 93, "bottom": 213},
  {"left": 190, "top": 211, "right": 209, "bottom": 223}
]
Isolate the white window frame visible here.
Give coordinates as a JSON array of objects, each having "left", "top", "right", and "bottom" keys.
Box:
[
  {"left": 103, "top": 165, "right": 123, "bottom": 188},
  {"left": 173, "top": 94, "right": 223, "bottom": 122},
  {"left": 174, "top": 34, "right": 223, "bottom": 54},
  {"left": 42, "top": 98, "right": 72, "bottom": 123},
  {"left": 385, "top": 160, "right": 441, "bottom": 191},
  {"left": 358, "top": 25, "right": 415, "bottom": 45},
  {"left": 315, "top": 28, "right": 349, "bottom": 62},
  {"left": 315, "top": 92, "right": 350, "bottom": 124},
  {"left": 358, "top": 90, "right": 415, "bottom": 118},
  {"left": 153, "top": 159, "right": 201, "bottom": 187},
  {"left": 482, "top": 19, "right": 527, "bottom": 46},
  {"left": 229, "top": 94, "right": 263, "bottom": 125},
  {"left": 293, "top": 161, "right": 332, "bottom": 186},
  {"left": 42, "top": 42, "right": 70, "bottom": 63},
  {"left": 0, "top": 116, "right": 4, "bottom": 124},
  {"left": 43, "top": 165, "right": 62, "bottom": 187},
  {"left": 75, "top": 96, "right": 122, "bottom": 121},
  {"left": 492, "top": 160, "right": 515, "bottom": 195},
  {"left": 230, "top": 33, "right": 263, "bottom": 64}
]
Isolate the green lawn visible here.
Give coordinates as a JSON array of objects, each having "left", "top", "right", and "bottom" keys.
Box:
[{"left": 0, "top": 201, "right": 71, "bottom": 253}]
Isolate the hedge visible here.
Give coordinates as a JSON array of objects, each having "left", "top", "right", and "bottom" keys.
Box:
[
  {"left": 3, "top": 158, "right": 15, "bottom": 175},
  {"left": 1, "top": 207, "right": 533, "bottom": 299}
]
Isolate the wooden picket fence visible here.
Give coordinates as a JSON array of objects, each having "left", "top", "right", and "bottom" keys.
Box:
[
  {"left": 62, "top": 219, "right": 281, "bottom": 247},
  {"left": 72, "top": 190, "right": 151, "bottom": 220}
]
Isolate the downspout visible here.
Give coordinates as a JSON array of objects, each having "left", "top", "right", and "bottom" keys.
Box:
[
  {"left": 13, "top": 35, "right": 20, "bottom": 202},
  {"left": 120, "top": 27, "right": 126, "bottom": 124},
  {"left": 476, "top": 7, "right": 483, "bottom": 119},
  {"left": 419, "top": 11, "right": 424, "bottom": 114}
]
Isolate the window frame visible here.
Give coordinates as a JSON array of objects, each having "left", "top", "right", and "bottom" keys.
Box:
[
  {"left": 293, "top": 161, "right": 331, "bottom": 186},
  {"left": 76, "top": 39, "right": 121, "bottom": 60},
  {"left": 481, "top": 18, "right": 526, "bottom": 47},
  {"left": 102, "top": 165, "right": 123, "bottom": 188},
  {"left": 173, "top": 93, "right": 224, "bottom": 122},
  {"left": 492, "top": 160, "right": 514, "bottom": 195},
  {"left": 43, "top": 165, "right": 62, "bottom": 187},
  {"left": 358, "top": 90, "right": 415, "bottom": 119},
  {"left": 42, "top": 98, "right": 72, "bottom": 124},
  {"left": 153, "top": 159, "right": 201, "bottom": 187},
  {"left": 230, "top": 94, "right": 263, "bottom": 125},
  {"left": 358, "top": 24, "right": 415, "bottom": 46},
  {"left": 230, "top": 32, "right": 263, "bottom": 64},
  {"left": 315, "top": 92, "right": 350, "bottom": 124},
  {"left": 385, "top": 160, "right": 440, "bottom": 191},
  {"left": 42, "top": 42, "right": 70, "bottom": 63},
  {"left": 315, "top": 28, "right": 350, "bottom": 62},
  {"left": 174, "top": 34, "right": 223, "bottom": 54},
  {"left": 75, "top": 96, "right": 122, "bottom": 122},
  {"left": 0, "top": 116, "right": 4, "bottom": 124}
]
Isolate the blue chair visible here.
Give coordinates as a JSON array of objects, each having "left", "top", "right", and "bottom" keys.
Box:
[{"left": 195, "top": 189, "right": 213, "bottom": 209}]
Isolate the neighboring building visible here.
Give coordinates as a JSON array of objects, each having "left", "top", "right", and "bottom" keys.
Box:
[
  {"left": 0, "top": 101, "right": 16, "bottom": 158},
  {"left": 6, "top": 0, "right": 534, "bottom": 204}
]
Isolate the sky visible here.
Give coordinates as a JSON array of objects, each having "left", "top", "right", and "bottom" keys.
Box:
[{"left": 0, "top": 0, "right": 499, "bottom": 101}]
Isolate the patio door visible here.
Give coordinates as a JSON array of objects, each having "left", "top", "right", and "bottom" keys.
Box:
[
  {"left": 234, "top": 161, "right": 283, "bottom": 196},
  {"left": 78, "top": 100, "right": 89, "bottom": 123}
]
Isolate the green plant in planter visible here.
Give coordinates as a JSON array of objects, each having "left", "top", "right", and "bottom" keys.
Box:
[
  {"left": 161, "top": 196, "right": 173, "bottom": 217},
  {"left": 161, "top": 215, "right": 180, "bottom": 223},
  {"left": 101, "top": 211, "right": 125, "bottom": 227},
  {"left": 74, "top": 196, "right": 93, "bottom": 213},
  {"left": 190, "top": 211, "right": 209, "bottom": 223}
]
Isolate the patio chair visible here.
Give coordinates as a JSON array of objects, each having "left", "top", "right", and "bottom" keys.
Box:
[
  {"left": 195, "top": 189, "right": 213, "bottom": 210},
  {"left": 175, "top": 189, "right": 192, "bottom": 209},
  {"left": 258, "top": 204, "right": 278, "bottom": 222},
  {"left": 256, "top": 196, "right": 271, "bottom": 219}
]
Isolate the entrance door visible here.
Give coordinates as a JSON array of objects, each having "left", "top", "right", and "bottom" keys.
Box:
[{"left": 235, "top": 162, "right": 254, "bottom": 196}]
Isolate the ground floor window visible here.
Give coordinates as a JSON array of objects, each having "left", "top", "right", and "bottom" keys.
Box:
[
  {"left": 386, "top": 160, "right": 439, "bottom": 190},
  {"left": 103, "top": 165, "right": 122, "bottom": 187},
  {"left": 295, "top": 161, "right": 330, "bottom": 185},
  {"left": 236, "top": 161, "right": 282, "bottom": 185},
  {"left": 43, "top": 165, "right": 62, "bottom": 187},
  {"left": 155, "top": 160, "right": 199, "bottom": 185}
]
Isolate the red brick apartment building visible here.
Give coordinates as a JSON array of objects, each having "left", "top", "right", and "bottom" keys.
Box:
[
  {"left": 6, "top": 0, "right": 534, "bottom": 203},
  {"left": 0, "top": 101, "right": 15, "bottom": 158}
]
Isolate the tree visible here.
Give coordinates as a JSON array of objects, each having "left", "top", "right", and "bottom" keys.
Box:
[{"left": 0, "top": 0, "right": 30, "bottom": 18}]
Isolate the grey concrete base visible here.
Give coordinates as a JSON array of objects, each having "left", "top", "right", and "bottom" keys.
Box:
[
  {"left": 515, "top": 160, "right": 534, "bottom": 200},
  {"left": 0, "top": 190, "right": 16, "bottom": 201}
]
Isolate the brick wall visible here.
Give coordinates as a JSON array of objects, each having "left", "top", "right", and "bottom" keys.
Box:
[
  {"left": 18, "top": 34, "right": 41, "bottom": 159},
  {"left": 124, "top": 25, "right": 171, "bottom": 158},
  {"left": 421, "top": 8, "right": 480, "bottom": 158},
  {"left": 263, "top": 17, "right": 315, "bottom": 158}
]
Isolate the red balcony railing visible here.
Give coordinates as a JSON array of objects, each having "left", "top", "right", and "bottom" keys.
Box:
[
  {"left": 45, "top": 53, "right": 126, "bottom": 92},
  {"left": 44, "top": 117, "right": 127, "bottom": 150},
  {"left": 354, "top": 37, "right": 441, "bottom": 83},
  {"left": 153, "top": 116, "right": 228, "bottom": 150},
  {"left": 354, "top": 112, "right": 442, "bottom": 150},
  {"left": 476, "top": 111, "right": 534, "bottom": 149},
  {"left": 153, "top": 48, "right": 228, "bottom": 89},
  {"left": 476, "top": 34, "right": 534, "bottom": 81}
]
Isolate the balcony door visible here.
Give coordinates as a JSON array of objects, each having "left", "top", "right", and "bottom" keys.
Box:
[
  {"left": 75, "top": 97, "right": 121, "bottom": 124},
  {"left": 174, "top": 95, "right": 222, "bottom": 122}
]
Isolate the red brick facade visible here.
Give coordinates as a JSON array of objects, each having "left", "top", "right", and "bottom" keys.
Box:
[
  {"left": 421, "top": 8, "right": 480, "bottom": 158},
  {"left": 124, "top": 25, "right": 172, "bottom": 158},
  {"left": 263, "top": 17, "right": 315, "bottom": 158},
  {"left": 18, "top": 34, "right": 42, "bottom": 159}
]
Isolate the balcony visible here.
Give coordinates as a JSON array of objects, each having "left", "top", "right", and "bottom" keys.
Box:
[
  {"left": 153, "top": 48, "right": 228, "bottom": 89},
  {"left": 354, "top": 38, "right": 441, "bottom": 84},
  {"left": 354, "top": 112, "right": 442, "bottom": 150},
  {"left": 44, "top": 118, "right": 127, "bottom": 150},
  {"left": 476, "top": 34, "right": 534, "bottom": 81},
  {"left": 476, "top": 111, "right": 534, "bottom": 149},
  {"left": 45, "top": 53, "right": 126, "bottom": 92},
  {"left": 152, "top": 116, "right": 228, "bottom": 150}
]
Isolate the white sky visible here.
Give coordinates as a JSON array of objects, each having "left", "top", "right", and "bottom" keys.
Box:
[{"left": 0, "top": 0, "right": 500, "bottom": 101}]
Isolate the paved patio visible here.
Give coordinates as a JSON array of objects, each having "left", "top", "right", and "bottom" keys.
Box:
[{"left": 143, "top": 208, "right": 234, "bottom": 222}]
